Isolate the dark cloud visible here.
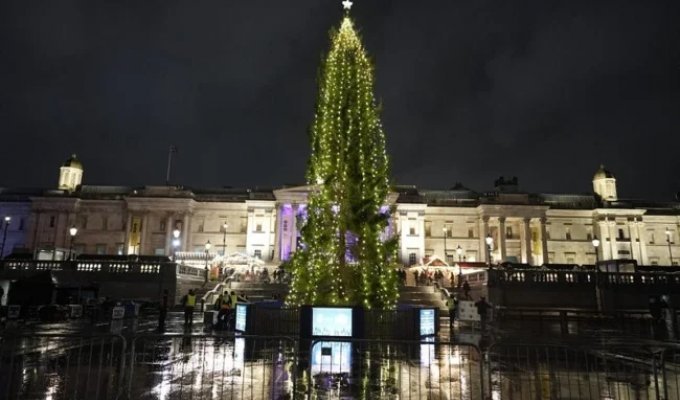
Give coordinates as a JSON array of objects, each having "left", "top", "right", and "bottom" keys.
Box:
[{"left": 0, "top": 0, "right": 678, "bottom": 199}]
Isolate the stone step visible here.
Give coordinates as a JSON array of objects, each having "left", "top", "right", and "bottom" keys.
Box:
[{"left": 400, "top": 285, "right": 436, "bottom": 294}]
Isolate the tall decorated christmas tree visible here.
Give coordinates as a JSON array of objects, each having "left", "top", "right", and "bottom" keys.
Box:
[{"left": 287, "top": 1, "right": 399, "bottom": 310}]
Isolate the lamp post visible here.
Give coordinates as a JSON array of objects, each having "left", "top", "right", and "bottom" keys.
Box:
[
  {"left": 222, "top": 222, "right": 229, "bottom": 256},
  {"left": 592, "top": 235, "right": 600, "bottom": 265},
  {"left": 0, "top": 216, "right": 11, "bottom": 258},
  {"left": 69, "top": 226, "right": 78, "bottom": 261},
  {"left": 456, "top": 245, "right": 463, "bottom": 288},
  {"left": 485, "top": 234, "right": 493, "bottom": 267},
  {"left": 204, "top": 240, "right": 211, "bottom": 284},
  {"left": 667, "top": 228, "right": 674, "bottom": 265},
  {"left": 442, "top": 227, "right": 448, "bottom": 264},
  {"left": 172, "top": 229, "right": 181, "bottom": 262}
]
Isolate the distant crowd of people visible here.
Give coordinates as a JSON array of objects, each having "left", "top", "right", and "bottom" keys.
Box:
[{"left": 223, "top": 267, "right": 290, "bottom": 284}]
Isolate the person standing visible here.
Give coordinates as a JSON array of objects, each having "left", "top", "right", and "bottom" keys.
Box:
[
  {"left": 447, "top": 295, "right": 458, "bottom": 332},
  {"left": 462, "top": 280, "right": 471, "bottom": 300},
  {"left": 158, "top": 290, "right": 169, "bottom": 332},
  {"left": 475, "top": 296, "right": 490, "bottom": 332},
  {"left": 182, "top": 289, "right": 196, "bottom": 327}
]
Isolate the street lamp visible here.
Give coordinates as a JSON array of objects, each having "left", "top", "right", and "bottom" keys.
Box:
[
  {"left": 204, "top": 240, "right": 211, "bottom": 283},
  {"left": 172, "top": 229, "right": 181, "bottom": 262},
  {"left": 222, "top": 222, "right": 229, "bottom": 256},
  {"left": 485, "top": 234, "right": 493, "bottom": 266},
  {"left": 442, "top": 227, "right": 448, "bottom": 264},
  {"left": 0, "top": 216, "right": 11, "bottom": 259},
  {"left": 592, "top": 235, "right": 600, "bottom": 264},
  {"left": 456, "top": 245, "right": 464, "bottom": 288},
  {"left": 666, "top": 228, "right": 674, "bottom": 265},
  {"left": 69, "top": 226, "right": 78, "bottom": 260}
]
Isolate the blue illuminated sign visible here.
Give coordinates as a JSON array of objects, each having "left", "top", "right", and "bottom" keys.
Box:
[
  {"left": 235, "top": 304, "right": 247, "bottom": 332},
  {"left": 419, "top": 308, "right": 435, "bottom": 336},
  {"left": 312, "top": 307, "right": 352, "bottom": 337}
]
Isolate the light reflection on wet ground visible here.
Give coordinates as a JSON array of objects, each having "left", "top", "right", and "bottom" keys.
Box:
[{"left": 1, "top": 314, "right": 680, "bottom": 399}]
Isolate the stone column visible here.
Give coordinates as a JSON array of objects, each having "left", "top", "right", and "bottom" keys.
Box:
[
  {"left": 608, "top": 219, "right": 617, "bottom": 260},
  {"left": 124, "top": 213, "right": 132, "bottom": 255},
  {"left": 165, "top": 214, "right": 173, "bottom": 255},
  {"left": 597, "top": 220, "right": 609, "bottom": 261},
  {"left": 521, "top": 217, "right": 533, "bottom": 265},
  {"left": 272, "top": 205, "right": 281, "bottom": 262},
  {"left": 291, "top": 204, "right": 298, "bottom": 253},
  {"left": 182, "top": 213, "right": 191, "bottom": 252},
  {"left": 638, "top": 221, "right": 648, "bottom": 265},
  {"left": 479, "top": 216, "right": 489, "bottom": 263},
  {"left": 140, "top": 213, "right": 149, "bottom": 255},
  {"left": 539, "top": 217, "right": 549, "bottom": 265},
  {"left": 498, "top": 217, "right": 507, "bottom": 262}
]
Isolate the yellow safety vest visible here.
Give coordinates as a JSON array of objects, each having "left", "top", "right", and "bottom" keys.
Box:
[
  {"left": 230, "top": 294, "right": 238, "bottom": 306},
  {"left": 186, "top": 294, "right": 196, "bottom": 307}
]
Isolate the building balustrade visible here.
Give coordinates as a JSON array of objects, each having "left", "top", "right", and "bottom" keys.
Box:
[
  {"left": 0, "top": 259, "right": 206, "bottom": 278},
  {"left": 487, "top": 268, "right": 680, "bottom": 288}
]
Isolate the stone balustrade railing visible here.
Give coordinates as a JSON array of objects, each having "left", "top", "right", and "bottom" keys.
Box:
[
  {"left": 0, "top": 259, "right": 206, "bottom": 278},
  {"left": 487, "top": 269, "right": 680, "bottom": 287}
]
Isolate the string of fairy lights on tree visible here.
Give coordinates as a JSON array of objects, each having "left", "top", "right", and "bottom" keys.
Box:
[{"left": 287, "top": 1, "right": 399, "bottom": 310}]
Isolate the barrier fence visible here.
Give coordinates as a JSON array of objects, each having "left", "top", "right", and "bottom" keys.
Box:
[
  {"left": 1, "top": 332, "right": 679, "bottom": 399},
  {"left": 487, "top": 342, "right": 680, "bottom": 400}
]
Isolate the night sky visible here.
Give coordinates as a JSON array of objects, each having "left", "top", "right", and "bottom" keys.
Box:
[{"left": 1, "top": 0, "right": 678, "bottom": 200}]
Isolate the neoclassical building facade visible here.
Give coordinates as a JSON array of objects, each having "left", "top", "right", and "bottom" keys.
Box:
[{"left": 0, "top": 160, "right": 678, "bottom": 267}]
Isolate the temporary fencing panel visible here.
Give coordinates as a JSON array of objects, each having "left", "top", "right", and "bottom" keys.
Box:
[
  {"left": 0, "top": 334, "right": 126, "bottom": 400},
  {"left": 487, "top": 343, "right": 680, "bottom": 400}
]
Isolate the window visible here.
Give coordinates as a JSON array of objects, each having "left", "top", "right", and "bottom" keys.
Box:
[
  {"left": 255, "top": 223, "right": 263, "bottom": 232},
  {"left": 409, "top": 225, "right": 416, "bottom": 236},
  {"left": 545, "top": 229, "right": 551, "bottom": 240},
  {"left": 283, "top": 220, "right": 288, "bottom": 232},
  {"left": 102, "top": 216, "right": 108, "bottom": 230},
  {"left": 154, "top": 248, "right": 165, "bottom": 256},
  {"left": 18, "top": 218, "right": 24, "bottom": 231},
  {"left": 160, "top": 221, "right": 166, "bottom": 232},
  {"left": 548, "top": 252, "right": 555, "bottom": 263},
  {"left": 424, "top": 221, "right": 431, "bottom": 237},
  {"left": 618, "top": 228, "right": 625, "bottom": 240},
  {"left": 240, "top": 218, "right": 247, "bottom": 233},
  {"left": 649, "top": 233, "right": 655, "bottom": 244},
  {"left": 586, "top": 232, "right": 592, "bottom": 241},
  {"left": 80, "top": 216, "right": 88, "bottom": 229},
  {"left": 408, "top": 252, "right": 417, "bottom": 266},
  {"left": 446, "top": 254, "right": 454, "bottom": 264},
  {"left": 49, "top": 216, "right": 56, "bottom": 228},
  {"left": 253, "top": 249, "right": 262, "bottom": 259},
  {"left": 445, "top": 223, "right": 453, "bottom": 237},
  {"left": 116, "top": 243, "right": 125, "bottom": 255},
  {"left": 95, "top": 244, "right": 107, "bottom": 255},
  {"left": 565, "top": 228, "right": 571, "bottom": 241},
  {"left": 506, "top": 227, "right": 513, "bottom": 239},
  {"left": 468, "top": 228, "right": 474, "bottom": 238},
  {"left": 197, "top": 219, "right": 204, "bottom": 233}
]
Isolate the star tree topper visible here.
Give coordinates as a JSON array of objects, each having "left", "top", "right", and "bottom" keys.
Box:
[{"left": 342, "top": 0, "right": 353, "bottom": 11}]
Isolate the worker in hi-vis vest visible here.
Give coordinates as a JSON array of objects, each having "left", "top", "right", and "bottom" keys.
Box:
[{"left": 182, "top": 289, "right": 196, "bottom": 327}]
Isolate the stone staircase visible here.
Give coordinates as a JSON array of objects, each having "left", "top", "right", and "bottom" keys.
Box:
[
  {"left": 398, "top": 285, "right": 448, "bottom": 310},
  {"left": 225, "top": 282, "right": 289, "bottom": 303}
]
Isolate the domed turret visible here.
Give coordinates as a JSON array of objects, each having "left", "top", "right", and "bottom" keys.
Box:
[
  {"left": 58, "top": 154, "right": 83, "bottom": 192},
  {"left": 592, "top": 164, "right": 617, "bottom": 201}
]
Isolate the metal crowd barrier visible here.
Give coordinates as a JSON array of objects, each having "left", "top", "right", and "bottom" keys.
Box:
[
  {"left": 0, "top": 333, "right": 126, "bottom": 399},
  {"left": 486, "top": 342, "right": 680, "bottom": 400},
  {"left": 305, "top": 337, "right": 484, "bottom": 400},
  {"left": 125, "top": 334, "right": 298, "bottom": 400},
  {"left": 2, "top": 332, "right": 680, "bottom": 399}
]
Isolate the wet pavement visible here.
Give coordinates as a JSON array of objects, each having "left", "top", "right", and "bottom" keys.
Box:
[{"left": 1, "top": 312, "right": 680, "bottom": 399}]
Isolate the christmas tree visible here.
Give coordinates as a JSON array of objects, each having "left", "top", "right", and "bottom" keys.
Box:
[{"left": 287, "top": 2, "right": 399, "bottom": 310}]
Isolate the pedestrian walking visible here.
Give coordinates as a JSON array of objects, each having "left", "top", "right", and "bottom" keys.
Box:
[{"left": 182, "top": 289, "right": 196, "bottom": 327}]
